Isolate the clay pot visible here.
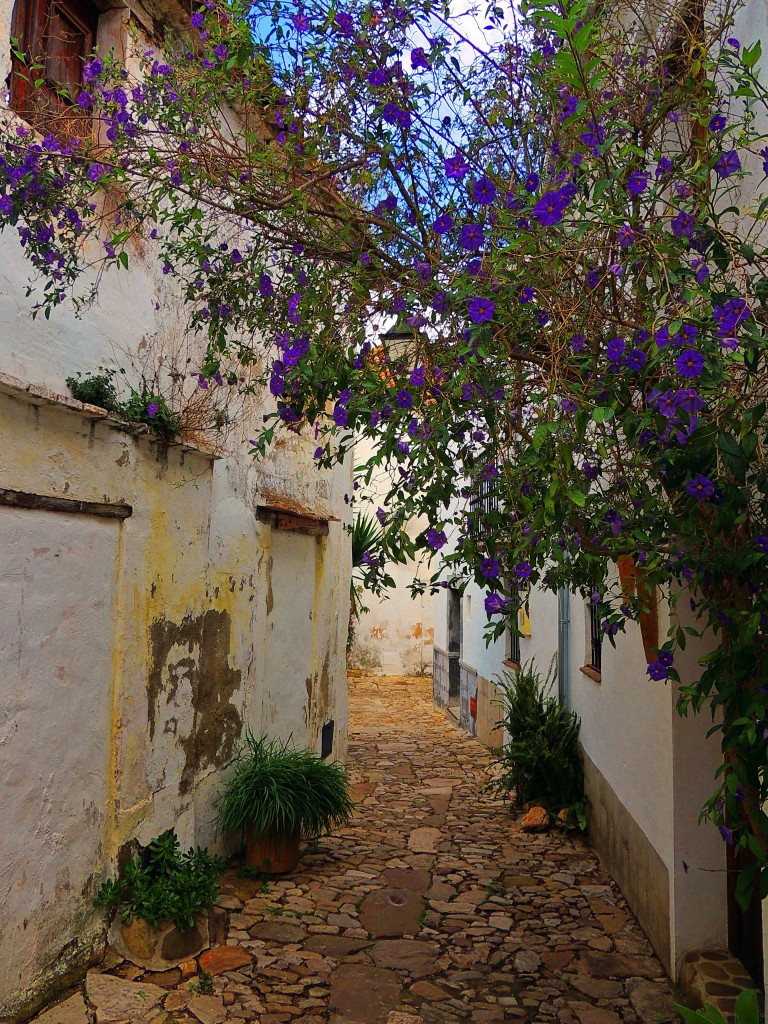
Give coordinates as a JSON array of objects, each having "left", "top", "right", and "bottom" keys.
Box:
[{"left": 246, "top": 826, "right": 301, "bottom": 874}]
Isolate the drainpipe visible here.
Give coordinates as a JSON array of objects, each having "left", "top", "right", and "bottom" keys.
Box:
[{"left": 557, "top": 587, "right": 570, "bottom": 709}]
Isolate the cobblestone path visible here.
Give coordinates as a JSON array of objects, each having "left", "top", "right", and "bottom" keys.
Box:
[{"left": 44, "top": 674, "right": 681, "bottom": 1024}]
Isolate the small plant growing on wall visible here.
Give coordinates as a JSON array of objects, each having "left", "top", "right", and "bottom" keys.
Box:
[
  {"left": 94, "top": 829, "right": 222, "bottom": 931},
  {"left": 65, "top": 368, "right": 120, "bottom": 413},
  {"left": 67, "top": 369, "right": 182, "bottom": 438},
  {"left": 494, "top": 661, "right": 587, "bottom": 830}
]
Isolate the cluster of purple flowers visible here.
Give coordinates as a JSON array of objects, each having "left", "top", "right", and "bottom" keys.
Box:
[{"left": 712, "top": 297, "right": 750, "bottom": 349}]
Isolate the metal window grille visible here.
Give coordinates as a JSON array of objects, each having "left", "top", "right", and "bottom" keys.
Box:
[
  {"left": 588, "top": 602, "right": 602, "bottom": 672},
  {"left": 468, "top": 477, "right": 499, "bottom": 539},
  {"left": 506, "top": 620, "right": 521, "bottom": 664}
]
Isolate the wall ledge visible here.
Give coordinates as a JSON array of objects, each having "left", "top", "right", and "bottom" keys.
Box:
[{"left": 0, "top": 371, "right": 219, "bottom": 459}]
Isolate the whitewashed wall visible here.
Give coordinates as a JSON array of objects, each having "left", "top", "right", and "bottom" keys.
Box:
[
  {"left": 0, "top": 0, "right": 351, "bottom": 1016},
  {"left": 348, "top": 443, "right": 434, "bottom": 676}
]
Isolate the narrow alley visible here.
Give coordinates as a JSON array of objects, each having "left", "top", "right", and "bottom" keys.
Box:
[{"left": 45, "top": 675, "right": 680, "bottom": 1024}]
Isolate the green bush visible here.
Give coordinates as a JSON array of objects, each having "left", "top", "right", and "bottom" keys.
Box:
[
  {"left": 494, "top": 661, "right": 586, "bottom": 829},
  {"left": 94, "top": 829, "right": 222, "bottom": 931},
  {"left": 66, "top": 369, "right": 120, "bottom": 412},
  {"left": 215, "top": 733, "right": 355, "bottom": 841}
]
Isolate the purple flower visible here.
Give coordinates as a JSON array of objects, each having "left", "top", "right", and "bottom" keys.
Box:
[
  {"left": 524, "top": 172, "right": 539, "bottom": 192},
  {"left": 561, "top": 398, "right": 578, "bottom": 413},
  {"left": 676, "top": 388, "right": 705, "bottom": 413},
  {"left": 753, "top": 534, "right": 768, "bottom": 553},
  {"left": 147, "top": 401, "right": 160, "bottom": 419},
  {"left": 571, "top": 334, "right": 585, "bottom": 352},
  {"left": 709, "top": 114, "right": 726, "bottom": 132},
  {"left": 485, "top": 593, "right": 509, "bottom": 614},
  {"left": 445, "top": 153, "right": 469, "bottom": 180},
  {"left": 409, "top": 366, "right": 426, "bottom": 387},
  {"left": 468, "top": 296, "right": 495, "bottom": 323},
  {"left": 258, "top": 274, "right": 273, "bottom": 297},
  {"left": 334, "top": 11, "right": 353, "bottom": 33},
  {"left": 396, "top": 388, "right": 413, "bottom": 409},
  {"left": 411, "top": 47, "right": 430, "bottom": 70},
  {"left": 82, "top": 57, "right": 103, "bottom": 81},
  {"left": 618, "top": 224, "right": 635, "bottom": 248},
  {"left": 653, "top": 390, "right": 678, "bottom": 418},
  {"left": 658, "top": 651, "right": 674, "bottom": 667},
  {"left": 714, "top": 150, "right": 741, "bottom": 178},
  {"left": 514, "top": 561, "right": 532, "bottom": 579},
  {"left": 656, "top": 157, "right": 672, "bottom": 178},
  {"left": 676, "top": 349, "right": 704, "bottom": 378},
  {"left": 647, "top": 661, "right": 668, "bottom": 680},
  {"left": 214, "top": 43, "right": 228, "bottom": 60},
  {"left": 686, "top": 474, "right": 715, "bottom": 499},
  {"left": 670, "top": 210, "right": 694, "bottom": 239},
  {"left": 626, "top": 171, "right": 648, "bottom": 196},
  {"left": 433, "top": 213, "right": 453, "bottom": 235},
  {"left": 481, "top": 557, "right": 500, "bottom": 579},
  {"left": 291, "top": 11, "right": 310, "bottom": 31},
  {"left": 587, "top": 270, "right": 600, "bottom": 288},
  {"left": 426, "top": 526, "right": 447, "bottom": 550},
  {"left": 333, "top": 405, "right": 348, "bottom": 427},
  {"left": 625, "top": 349, "right": 646, "bottom": 372},
  {"left": 719, "top": 825, "right": 734, "bottom": 845},
  {"left": 459, "top": 223, "right": 485, "bottom": 251},
  {"left": 472, "top": 177, "right": 497, "bottom": 204},
  {"left": 532, "top": 189, "right": 568, "bottom": 226},
  {"left": 606, "top": 336, "right": 625, "bottom": 363},
  {"left": 520, "top": 286, "right": 535, "bottom": 304},
  {"left": 191, "top": 11, "right": 204, "bottom": 27}
]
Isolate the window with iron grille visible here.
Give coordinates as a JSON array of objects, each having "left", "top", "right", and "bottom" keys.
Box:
[
  {"left": 588, "top": 601, "right": 602, "bottom": 673},
  {"left": 505, "top": 616, "right": 521, "bottom": 665},
  {"left": 10, "top": 0, "right": 99, "bottom": 137},
  {"left": 467, "top": 476, "right": 499, "bottom": 540}
]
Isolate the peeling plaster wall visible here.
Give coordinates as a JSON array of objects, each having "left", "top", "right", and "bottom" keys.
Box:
[
  {"left": 0, "top": 330, "right": 351, "bottom": 1024},
  {"left": 0, "top": 20, "right": 351, "bottom": 1012}
]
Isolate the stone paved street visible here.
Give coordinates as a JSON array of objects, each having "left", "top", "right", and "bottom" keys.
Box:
[{"left": 40, "top": 674, "right": 681, "bottom": 1024}]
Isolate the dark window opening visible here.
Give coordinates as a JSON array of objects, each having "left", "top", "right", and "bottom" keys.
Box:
[
  {"left": 467, "top": 477, "right": 499, "bottom": 541},
  {"left": 505, "top": 620, "right": 521, "bottom": 665},
  {"left": 321, "top": 720, "right": 335, "bottom": 759},
  {"left": 10, "top": 0, "right": 99, "bottom": 137},
  {"left": 588, "top": 602, "right": 602, "bottom": 673}
]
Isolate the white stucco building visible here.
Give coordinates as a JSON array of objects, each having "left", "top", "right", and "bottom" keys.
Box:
[{"left": 0, "top": 0, "right": 352, "bottom": 1019}]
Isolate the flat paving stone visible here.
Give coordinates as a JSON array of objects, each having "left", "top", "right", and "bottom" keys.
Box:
[
  {"left": 34, "top": 993, "right": 90, "bottom": 1024},
  {"left": 329, "top": 964, "right": 402, "bottom": 1023},
  {"left": 371, "top": 939, "right": 440, "bottom": 979},
  {"left": 85, "top": 971, "right": 165, "bottom": 1023},
  {"left": 359, "top": 889, "right": 424, "bottom": 938}
]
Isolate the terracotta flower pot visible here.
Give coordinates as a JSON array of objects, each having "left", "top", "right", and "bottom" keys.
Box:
[
  {"left": 246, "top": 826, "right": 301, "bottom": 874},
  {"left": 110, "top": 912, "right": 209, "bottom": 969}
]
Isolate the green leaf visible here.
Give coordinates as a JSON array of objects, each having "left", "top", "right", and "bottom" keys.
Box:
[
  {"left": 568, "top": 489, "right": 586, "bottom": 507},
  {"left": 734, "top": 988, "right": 760, "bottom": 1024},
  {"left": 592, "top": 407, "right": 614, "bottom": 424},
  {"left": 743, "top": 40, "right": 762, "bottom": 68}
]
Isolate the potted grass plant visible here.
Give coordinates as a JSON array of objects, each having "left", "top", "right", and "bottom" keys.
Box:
[{"left": 216, "top": 734, "right": 355, "bottom": 873}]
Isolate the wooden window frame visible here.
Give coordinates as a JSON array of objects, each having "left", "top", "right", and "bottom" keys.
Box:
[{"left": 9, "top": 0, "right": 99, "bottom": 135}]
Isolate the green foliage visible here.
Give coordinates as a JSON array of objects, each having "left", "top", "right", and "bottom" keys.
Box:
[
  {"left": 66, "top": 370, "right": 181, "bottom": 437},
  {"left": 189, "top": 972, "right": 215, "bottom": 995},
  {"left": 65, "top": 369, "right": 120, "bottom": 412},
  {"left": 494, "top": 662, "right": 586, "bottom": 828},
  {"left": 675, "top": 989, "right": 763, "bottom": 1024},
  {"left": 349, "top": 512, "right": 384, "bottom": 620},
  {"left": 93, "top": 829, "right": 222, "bottom": 931},
  {"left": 215, "top": 733, "right": 355, "bottom": 841}
]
